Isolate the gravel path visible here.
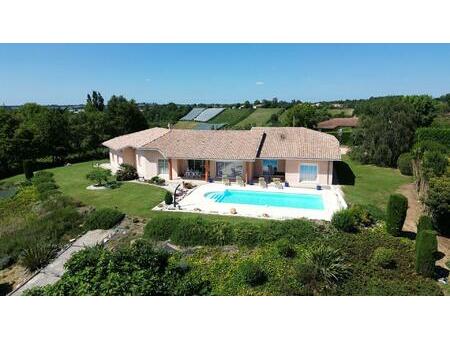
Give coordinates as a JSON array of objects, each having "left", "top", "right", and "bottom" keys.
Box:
[{"left": 10, "top": 229, "right": 115, "bottom": 296}]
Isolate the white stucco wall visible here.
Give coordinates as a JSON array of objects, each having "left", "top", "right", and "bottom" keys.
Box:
[
  {"left": 135, "top": 149, "right": 164, "bottom": 179},
  {"left": 109, "top": 148, "right": 137, "bottom": 173},
  {"left": 285, "top": 160, "right": 333, "bottom": 186}
]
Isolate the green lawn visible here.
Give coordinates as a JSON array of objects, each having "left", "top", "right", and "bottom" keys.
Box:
[
  {"left": 1, "top": 161, "right": 167, "bottom": 218},
  {"left": 208, "top": 108, "right": 253, "bottom": 126},
  {"left": 235, "top": 108, "right": 282, "bottom": 127},
  {"left": 341, "top": 155, "right": 412, "bottom": 211},
  {"left": 2, "top": 155, "right": 412, "bottom": 219}
]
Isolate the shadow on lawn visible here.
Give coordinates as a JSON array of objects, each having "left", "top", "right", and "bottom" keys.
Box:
[{"left": 332, "top": 161, "right": 355, "bottom": 185}]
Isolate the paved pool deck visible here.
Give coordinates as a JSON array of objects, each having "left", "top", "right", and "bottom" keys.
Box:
[{"left": 158, "top": 183, "right": 346, "bottom": 221}]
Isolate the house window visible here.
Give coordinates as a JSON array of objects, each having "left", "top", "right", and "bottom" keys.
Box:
[
  {"left": 216, "top": 161, "right": 243, "bottom": 178},
  {"left": 158, "top": 159, "right": 169, "bottom": 175},
  {"left": 300, "top": 163, "right": 318, "bottom": 182},
  {"left": 262, "top": 159, "right": 278, "bottom": 175}
]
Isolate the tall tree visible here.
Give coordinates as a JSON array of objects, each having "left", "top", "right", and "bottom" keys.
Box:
[
  {"left": 106, "top": 95, "right": 148, "bottom": 136},
  {"left": 86, "top": 91, "right": 105, "bottom": 112}
]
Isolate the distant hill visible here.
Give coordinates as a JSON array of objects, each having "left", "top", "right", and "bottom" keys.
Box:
[{"left": 235, "top": 108, "right": 283, "bottom": 128}]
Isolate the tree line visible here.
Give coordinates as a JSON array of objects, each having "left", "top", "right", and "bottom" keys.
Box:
[{"left": 0, "top": 92, "right": 149, "bottom": 178}]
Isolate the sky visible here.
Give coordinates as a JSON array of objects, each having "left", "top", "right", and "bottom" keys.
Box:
[{"left": 0, "top": 44, "right": 449, "bottom": 105}]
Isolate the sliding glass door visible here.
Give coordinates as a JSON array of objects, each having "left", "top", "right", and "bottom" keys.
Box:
[{"left": 216, "top": 161, "right": 244, "bottom": 178}]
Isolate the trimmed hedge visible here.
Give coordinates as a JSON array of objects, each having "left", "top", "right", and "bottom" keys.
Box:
[
  {"left": 144, "top": 213, "right": 320, "bottom": 247},
  {"left": 397, "top": 152, "right": 413, "bottom": 176},
  {"left": 386, "top": 194, "right": 408, "bottom": 236},
  {"left": 415, "top": 230, "right": 437, "bottom": 278},
  {"left": 164, "top": 191, "right": 173, "bottom": 205},
  {"left": 331, "top": 209, "right": 356, "bottom": 232},
  {"left": 415, "top": 127, "right": 450, "bottom": 148},
  {"left": 416, "top": 215, "right": 434, "bottom": 233},
  {"left": 84, "top": 208, "right": 125, "bottom": 230}
]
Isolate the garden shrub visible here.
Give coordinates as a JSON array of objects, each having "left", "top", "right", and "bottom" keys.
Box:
[
  {"left": 415, "top": 229, "right": 437, "bottom": 278},
  {"left": 0, "top": 282, "right": 12, "bottom": 296},
  {"left": 23, "top": 159, "right": 34, "bottom": 180},
  {"left": 349, "top": 204, "right": 377, "bottom": 227},
  {"left": 423, "top": 176, "right": 450, "bottom": 235},
  {"left": 240, "top": 261, "right": 268, "bottom": 286},
  {"left": 421, "top": 150, "right": 448, "bottom": 179},
  {"left": 0, "top": 255, "right": 13, "bottom": 270},
  {"left": 170, "top": 217, "right": 234, "bottom": 246},
  {"left": 397, "top": 152, "right": 413, "bottom": 176},
  {"left": 371, "top": 247, "right": 396, "bottom": 269},
  {"left": 331, "top": 209, "right": 356, "bottom": 232},
  {"left": 149, "top": 176, "right": 165, "bottom": 185},
  {"left": 276, "top": 239, "right": 296, "bottom": 258},
  {"left": 20, "top": 242, "right": 58, "bottom": 271},
  {"left": 416, "top": 215, "right": 434, "bottom": 233},
  {"left": 86, "top": 168, "right": 111, "bottom": 186},
  {"left": 164, "top": 191, "right": 173, "bottom": 205},
  {"left": 104, "top": 180, "right": 121, "bottom": 189},
  {"left": 84, "top": 208, "right": 125, "bottom": 230},
  {"left": 233, "top": 223, "right": 261, "bottom": 247},
  {"left": 145, "top": 214, "right": 177, "bottom": 241},
  {"left": 116, "top": 163, "right": 138, "bottom": 181},
  {"left": 297, "top": 245, "right": 350, "bottom": 295},
  {"left": 386, "top": 194, "right": 408, "bottom": 236}
]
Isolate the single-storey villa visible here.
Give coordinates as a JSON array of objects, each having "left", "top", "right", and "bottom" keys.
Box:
[{"left": 102, "top": 127, "right": 341, "bottom": 187}]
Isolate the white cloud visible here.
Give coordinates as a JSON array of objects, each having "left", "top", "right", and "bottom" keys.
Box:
[{"left": 255, "top": 81, "right": 264, "bottom": 85}]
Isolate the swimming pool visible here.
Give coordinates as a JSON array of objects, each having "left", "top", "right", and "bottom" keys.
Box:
[{"left": 204, "top": 189, "right": 325, "bottom": 210}]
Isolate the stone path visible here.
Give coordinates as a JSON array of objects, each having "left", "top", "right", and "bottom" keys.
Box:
[{"left": 10, "top": 229, "right": 115, "bottom": 296}]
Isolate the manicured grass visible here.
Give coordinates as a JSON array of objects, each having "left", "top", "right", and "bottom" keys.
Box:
[
  {"left": 173, "top": 121, "right": 199, "bottom": 129},
  {"left": 208, "top": 108, "right": 253, "bottom": 126},
  {"left": 327, "top": 108, "right": 354, "bottom": 116},
  {"left": 341, "top": 155, "right": 412, "bottom": 211},
  {"left": 1, "top": 161, "right": 167, "bottom": 219},
  {"left": 235, "top": 108, "right": 283, "bottom": 127}
]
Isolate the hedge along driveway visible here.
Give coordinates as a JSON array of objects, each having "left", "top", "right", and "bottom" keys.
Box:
[{"left": 1, "top": 161, "right": 167, "bottom": 219}]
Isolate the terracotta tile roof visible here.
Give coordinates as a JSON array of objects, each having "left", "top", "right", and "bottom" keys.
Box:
[
  {"left": 317, "top": 117, "right": 359, "bottom": 130},
  {"left": 102, "top": 127, "right": 169, "bottom": 150},
  {"left": 103, "top": 127, "right": 341, "bottom": 161},
  {"left": 141, "top": 129, "right": 265, "bottom": 160},
  {"left": 253, "top": 127, "right": 341, "bottom": 160}
]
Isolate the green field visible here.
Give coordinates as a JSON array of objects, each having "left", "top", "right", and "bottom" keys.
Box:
[
  {"left": 208, "top": 108, "right": 253, "bottom": 126},
  {"left": 327, "top": 108, "right": 354, "bottom": 117},
  {"left": 173, "top": 121, "right": 199, "bottom": 129},
  {"left": 341, "top": 155, "right": 412, "bottom": 211},
  {"left": 235, "top": 108, "right": 283, "bottom": 127}
]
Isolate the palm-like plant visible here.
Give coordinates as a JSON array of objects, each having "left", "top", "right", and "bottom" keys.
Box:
[{"left": 297, "top": 245, "right": 350, "bottom": 295}]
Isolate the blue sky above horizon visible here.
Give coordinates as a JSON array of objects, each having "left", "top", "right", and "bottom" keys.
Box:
[{"left": 0, "top": 44, "right": 449, "bottom": 105}]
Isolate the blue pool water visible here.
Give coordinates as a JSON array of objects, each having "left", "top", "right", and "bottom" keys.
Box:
[{"left": 204, "top": 189, "right": 324, "bottom": 210}]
